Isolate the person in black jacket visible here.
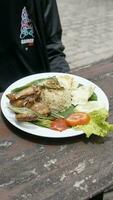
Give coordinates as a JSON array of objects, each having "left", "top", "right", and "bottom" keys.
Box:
[{"left": 0, "top": 0, "right": 70, "bottom": 91}]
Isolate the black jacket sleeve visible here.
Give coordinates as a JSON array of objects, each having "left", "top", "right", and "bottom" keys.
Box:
[{"left": 43, "top": 0, "right": 70, "bottom": 72}]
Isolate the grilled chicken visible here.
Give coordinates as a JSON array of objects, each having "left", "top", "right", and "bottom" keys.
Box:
[
  {"left": 7, "top": 77, "right": 65, "bottom": 123},
  {"left": 10, "top": 94, "right": 39, "bottom": 108},
  {"left": 7, "top": 85, "right": 41, "bottom": 101}
]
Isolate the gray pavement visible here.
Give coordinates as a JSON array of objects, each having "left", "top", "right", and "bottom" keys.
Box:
[
  {"left": 57, "top": 0, "right": 113, "bottom": 69},
  {"left": 57, "top": 1, "right": 113, "bottom": 199}
]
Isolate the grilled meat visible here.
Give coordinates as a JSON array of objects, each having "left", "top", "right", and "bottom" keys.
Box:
[{"left": 16, "top": 113, "right": 37, "bottom": 122}]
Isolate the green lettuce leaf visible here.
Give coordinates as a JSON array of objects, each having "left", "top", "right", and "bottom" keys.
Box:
[{"left": 75, "top": 109, "right": 113, "bottom": 138}]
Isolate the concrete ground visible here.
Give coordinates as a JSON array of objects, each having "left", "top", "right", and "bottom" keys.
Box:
[
  {"left": 57, "top": 0, "right": 113, "bottom": 70},
  {"left": 57, "top": 0, "right": 113, "bottom": 199}
]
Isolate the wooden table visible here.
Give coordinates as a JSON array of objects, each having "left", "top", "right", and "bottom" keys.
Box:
[{"left": 0, "top": 59, "right": 113, "bottom": 200}]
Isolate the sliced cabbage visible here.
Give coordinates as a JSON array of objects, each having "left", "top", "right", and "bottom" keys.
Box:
[
  {"left": 75, "top": 101, "right": 105, "bottom": 113},
  {"left": 71, "top": 85, "right": 95, "bottom": 106}
]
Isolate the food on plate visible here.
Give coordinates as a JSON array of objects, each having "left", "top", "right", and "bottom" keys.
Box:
[
  {"left": 75, "top": 101, "right": 105, "bottom": 113},
  {"left": 51, "top": 118, "right": 68, "bottom": 131},
  {"left": 66, "top": 112, "right": 90, "bottom": 126},
  {"left": 71, "top": 85, "right": 95, "bottom": 106},
  {"left": 6, "top": 75, "right": 113, "bottom": 137},
  {"left": 76, "top": 109, "right": 113, "bottom": 138}
]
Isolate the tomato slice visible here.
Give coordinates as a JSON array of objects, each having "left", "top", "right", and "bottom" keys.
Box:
[
  {"left": 66, "top": 112, "right": 90, "bottom": 126},
  {"left": 51, "top": 119, "right": 68, "bottom": 131}
]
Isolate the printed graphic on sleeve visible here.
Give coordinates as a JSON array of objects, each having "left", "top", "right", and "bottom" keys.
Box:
[{"left": 20, "top": 7, "right": 34, "bottom": 46}]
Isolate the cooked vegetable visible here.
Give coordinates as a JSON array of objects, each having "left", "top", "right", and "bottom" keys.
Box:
[
  {"left": 9, "top": 106, "right": 37, "bottom": 115},
  {"left": 33, "top": 119, "right": 52, "bottom": 128},
  {"left": 9, "top": 106, "right": 50, "bottom": 120},
  {"left": 66, "top": 112, "right": 90, "bottom": 126}
]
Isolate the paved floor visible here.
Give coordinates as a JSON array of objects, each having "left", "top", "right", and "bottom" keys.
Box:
[
  {"left": 57, "top": 1, "right": 113, "bottom": 199},
  {"left": 57, "top": 0, "right": 113, "bottom": 69}
]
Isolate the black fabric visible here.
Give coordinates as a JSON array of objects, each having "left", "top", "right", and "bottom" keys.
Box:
[{"left": 0, "top": 0, "right": 70, "bottom": 91}]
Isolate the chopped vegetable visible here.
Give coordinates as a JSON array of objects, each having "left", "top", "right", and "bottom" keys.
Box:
[
  {"left": 75, "top": 101, "right": 104, "bottom": 113},
  {"left": 76, "top": 109, "right": 113, "bottom": 137},
  {"left": 66, "top": 112, "right": 90, "bottom": 126},
  {"left": 71, "top": 85, "right": 95, "bottom": 106},
  {"left": 51, "top": 119, "right": 68, "bottom": 131}
]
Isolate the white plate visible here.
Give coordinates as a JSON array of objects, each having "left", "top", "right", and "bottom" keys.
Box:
[{"left": 1, "top": 72, "right": 109, "bottom": 138}]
